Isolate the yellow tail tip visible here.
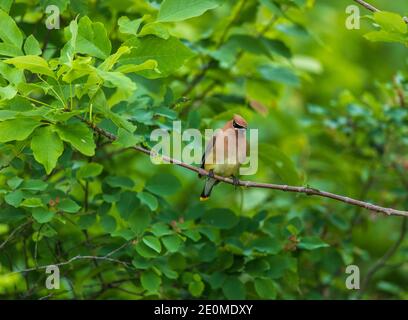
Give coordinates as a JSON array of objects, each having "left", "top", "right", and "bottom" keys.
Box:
[{"left": 200, "top": 196, "right": 209, "bottom": 201}]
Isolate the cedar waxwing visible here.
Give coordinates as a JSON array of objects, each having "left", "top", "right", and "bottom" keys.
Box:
[{"left": 199, "top": 114, "right": 248, "bottom": 201}]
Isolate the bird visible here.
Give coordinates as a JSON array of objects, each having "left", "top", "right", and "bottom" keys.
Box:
[{"left": 199, "top": 114, "right": 248, "bottom": 201}]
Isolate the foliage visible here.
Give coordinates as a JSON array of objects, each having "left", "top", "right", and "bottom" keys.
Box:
[{"left": 0, "top": 0, "right": 407, "bottom": 300}]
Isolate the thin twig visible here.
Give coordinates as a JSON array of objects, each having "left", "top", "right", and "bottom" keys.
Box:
[
  {"left": 0, "top": 220, "right": 31, "bottom": 251},
  {"left": 357, "top": 218, "right": 407, "bottom": 298},
  {"left": 12, "top": 255, "right": 131, "bottom": 274},
  {"left": 87, "top": 121, "right": 408, "bottom": 218}
]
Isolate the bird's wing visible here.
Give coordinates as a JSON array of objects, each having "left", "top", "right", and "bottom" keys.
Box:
[{"left": 200, "top": 135, "right": 216, "bottom": 169}]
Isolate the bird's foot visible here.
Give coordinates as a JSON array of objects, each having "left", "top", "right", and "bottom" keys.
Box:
[
  {"left": 232, "top": 175, "right": 240, "bottom": 188},
  {"left": 208, "top": 169, "right": 215, "bottom": 179}
]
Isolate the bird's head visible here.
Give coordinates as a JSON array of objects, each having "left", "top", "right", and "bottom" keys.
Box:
[{"left": 232, "top": 114, "right": 247, "bottom": 129}]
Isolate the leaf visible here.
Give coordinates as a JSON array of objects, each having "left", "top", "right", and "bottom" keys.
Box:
[
  {"left": 100, "top": 214, "right": 116, "bottom": 233},
  {"left": 7, "top": 176, "right": 23, "bottom": 189},
  {"left": 31, "top": 126, "right": 64, "bottom": 174},
  {"left": 55, "top": 122, "right": 96, "bottom": 156},
  {"left": 141, "top": 270, "right": 161, "bottom": 292},
  {"left": 373, "top": 11, "right": 407, "bottom": 34},
  {"left": 142, "top": 235, "right": 162, "bottom": 253},
  {"left": 0, "top": 118, "right": 42, "bottom": 143},
  {"left": 222, "top": 277, "right": 246, "bottom": 300},
  {"left": 189, "top": 280, "right": 205, "bottom": 297},
  {"left": 145, "top": 173, "right": 181, "bottom": 196},
  {"left": 139, "top": 22, "right": 170, "bottom": 40},
  {"left": 258, "top": 65, "right": 300, "bottom": 86},
  {"left": 128, "top": 210, "right": 151, "bottom": 235},
  {"left": 21, "top": 179, "right": 48, "bottom": 191},
  {"left": 162, "top": 235, "right": 183, "bottom": 253},
  {"left": 298, "top": 236, "right": 329, "bottom": 250},
  {"left": 364, "top": 30, "right": 406, "bottom": 44},
  {"left": 77, "top": 162, "right": 103, "bottom": 179},
  {"left": 0, "top": 9, "right": 23, "bottom": 53},
  {"left": 57, "top": 198, "right": 81, "bottom": 213},
  {"left": 5, "top": 190, "right": 23, "bottom": 207},
  {"left": 5, "top": 55, "right": 55, "bottom": 77},
  {"left": 105, "top": 176, "right": 134, "bottom": 189},
  {"left": 118, "top": 16, "right": 143, "bottom": 35},
  {"left": 75, "top": 16, "right": 111, "bottom": 59},
  {"left": 250, "top": 237, "right": 282, "bottom": 254},
  {"left": 0, "top": 0, "right": 13, "bottom": 13},
  {"left": 21, "top": 198, "right": 43, "bottom": 208},
  {"left": 135, "top": 241, "right": 159, "bottom": 258},
  {"left": 202, "top": 208, "right": 239, "bottom": 229},
  {"left": 254, "top": 278, "right": 277, "bottom": 299},
  {"left": 24, "top": 35, "right": 42, "bottom": 56},
  {"left": 259, "top": 144, "right": 301, "bottom": 185},
  {"left": 113, "top": 128, "right": 144, "bottom": 148},
  {"left": 157, "top": 0, "right": 222, "bottom": 22},
  {"left": 115, "top": 59, "right": 158, "bottom": 74},
  {"left": 32, "top": 207, "right": 55, "bottom": 224},
  {"left": 121, "top": 36, "right": 195, "bottom": 78},
  {"left": 137, "top": 192, "right": 158, "bottom": 211}
]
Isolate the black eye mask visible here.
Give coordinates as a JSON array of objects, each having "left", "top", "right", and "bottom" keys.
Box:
[{"left": 233, "top": 120, "right": 246, "bottom": 129}]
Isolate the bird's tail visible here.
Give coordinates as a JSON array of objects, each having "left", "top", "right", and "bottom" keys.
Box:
[{"left": 200, "top": 178, "right": 218, "bottom": 201}]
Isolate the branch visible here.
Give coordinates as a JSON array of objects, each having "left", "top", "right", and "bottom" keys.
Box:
[
  {"left": 88, "top": 121, "right": 408, "bottom": 218},
  {"left": 12, "top": 255, "right": 131, "bottom": 274},
  {"left": 353, "top": 0, "right": 408, "bottom": 23}
]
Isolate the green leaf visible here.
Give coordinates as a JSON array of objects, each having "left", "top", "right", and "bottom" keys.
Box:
[
  {"left": 0, "top": 9, "right": 23, "bottom": 53},
  {"left": 77, "top": 162, "right": 103, "bottom": 179},
  {"left": 24, "top": 35, "right": 42, "bottom": 56},
  {"left": 75, "top": 16, "right": 111, "bottom": 59},
  {"left": 157, "top": 0, "right": 222, "bottom": 22},
  {"left": 139, "top": 22, "right": 170, "bottom": 40},
  {"left": 105, "top": 176, "right": 134, "bottom": 189},
  {"left": 162, "top": 235, "right": 183, "bottom": 252},
  {"left": 259, "top": 144, "right": 301, "bottom": 185},
  {"left": 254, "top": 278, "right": 277, "bottom": 299},
  {"left": 141, "top": 270, "right": 161, "bottom": 292},
  {"left": 117, "top": 191, "right": 140, "bottom": 218},
  {"left": 21, "top": 179, "right": 48, "bottom": 191},
  {"left": 118, "top": 16, "right": 143, "bottom": 35},
  {"left": 135, "top": 241, "right": 159, "bottom": 258},
  {"left": 55, "top": 122, "right": 96, "bottom": 156},
  {"left": 189, "top": 280, "right": 205, "bottom": 297},
  {"left": 113, "top": 128, "right": 144, "bottom": 148},
  {"left": 222, "top": 277, "right": 246, "bottom": 300},
  {"left": 364, "top": 30, "right": 406, "bottom": 44},
  {"left": 145, "top": 173, "right": 181, "bottom": 196},
  {"left": 121, "top": 36, "right": 195, "bottom": 78},
  {"left": 298, "top": 236, "right": 329, "bottom": 250},
  {"left": 21, "top": 197, "right": 43, "bottom": 208},
  {"left": 202, "top": 208, "right": 238, "bottom": 229},
  {"left": 5, "top": 55, "right": 55, "bottom": 77},
  {"left": 0, "top": 85, "right": 17, "bottom": 100},
  {"left": 373, "top": 11, "right": 407, "bottom": 34},
  {"left": 31, "top": 126, "right": 64, "bottom": 174},
  {"left": 57, "top": 198, "right": 81, "bottom": 213},
  {"left": 128, "top": 210, "right": 151, "bottom": 235},
  {"left": 0, "top": 0, "right": 13, "bottom": 13},
  {"left": 100, "top": 214, "right": 117, "bottom": 233},
  {"left": 5, "top": 190, "right": 23, "bottom": 207},
  {"left": 137, "top": 192, "right": 158, "bottom": 211},
  {"left": 142, "top": 235, "right": 162, "bottom": 253},
  {"left": 251, "top": 237, "right": 282, "bottom": 254},
  {"left": 32, "top": 207, "right": 55, "bottom": 224},
  {"left": 0, "top": 118, "right": 42, "bottom": 143},
  {"left": 7, "top": 176, "right": 23, "bottom": 190},
  {"left": 258, "top": 65, "right": 300, "bottom": 86},
  {"left": 115, "top": 59, "right": 158, "bottom": 74}
]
